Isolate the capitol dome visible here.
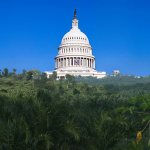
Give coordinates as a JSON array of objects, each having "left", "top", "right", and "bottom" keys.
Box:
[
  {"left": 45, "top": 10, "right": 106, "bottom": 79},
  {"left": 55, "top": 10, "right": 95, "bottom": 72}
]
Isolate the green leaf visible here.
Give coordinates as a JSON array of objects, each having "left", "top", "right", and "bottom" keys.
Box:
[
  {"left": 129, "top": 106, "right": 137, "bottom": 114},
  {"left": 131, "top": 140, "right": 137, "bottom": 150},
  {"left": 148, "top": 139, "right": 150, "bottom": 147},
  {"left": 142, "top": 116, "right": 150, "bottom": 123},
  {"left": 115, "top": 107, "right": 129, "bottom": 114},
  {"left": 140, "top": 102, "right": 148, "bottom": 111}
]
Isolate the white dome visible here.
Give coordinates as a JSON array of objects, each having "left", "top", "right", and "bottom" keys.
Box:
[
  {"left": 61, "top": 28, "right": 89, "bottom": 45},
  {"left": 60, "top": 16, "right": 90, "bottom": 45}
]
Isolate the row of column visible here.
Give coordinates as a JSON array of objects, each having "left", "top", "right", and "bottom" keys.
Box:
[{"left": 55, "top": 57, "right": 95, "bottom": 69}]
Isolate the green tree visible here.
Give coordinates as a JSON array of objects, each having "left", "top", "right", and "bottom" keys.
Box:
[
  {"left": 23, "top": 69, "right": 26, "bottom": 75},
  {"left": 29, "top": 69, "right": 41, "bottom": 79},
  {"left": 2, "top": 68, "right": 8, "bottom": 77},
  {"left": 65, "top": 74, "right": 75, "bottom": 89},
  {"left": 26, "top": 71, "right": 33, "bottom": 81},
  {"left": 51, "top": 71, "right": 57, "bottom": 83},
  {"left": 13, "top": 69, "right": 16, "bottom": 74}
]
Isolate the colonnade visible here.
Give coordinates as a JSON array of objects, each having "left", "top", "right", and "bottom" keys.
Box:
[{"left": 55, "top": 57, "right": 95, "bottom": 69}]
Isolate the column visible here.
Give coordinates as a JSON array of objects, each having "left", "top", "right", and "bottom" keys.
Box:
[
  {"left": 86, "top": 58, "right": 88, "bottom": 67},
  {"left": 94, "top": 59, "right": 95, "bottom": 69},
  {"left": 70, "top": 58, "right": 72, "bottom": 66},
  {"left": 82, "top": 58, "right": 84, "bottom": 66},
  {"left": 55, "top": 59, "right": 56, "bottom": 68},
  {"left": 93, "top": 59, "right": 94, "bottom": 69},
  {"left": 66, "top": 58, "right": 68, "bottom": 67},
  {"left": 73, "top": 57, "right": 74, "bottom": 66},
  {"left": 63, "top": 58, "right": 64, "bottom": 67},
  {"left": 58, "top": 59, "right": 60, "bottom": 67},
  {"left": 64, "top": 58, "right": 66, "bottom": 67},
  {"left": 57, "top": 59, "right": 58, "bottom": 68},
  {"left": 80, "top": 57, "right": 81, "bottom": 66},
  {"left": 55, "top": 58, "right": 57, "bottom": 68}
]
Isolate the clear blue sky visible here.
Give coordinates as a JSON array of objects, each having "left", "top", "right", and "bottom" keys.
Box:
[{"left": 0, "top": 0, "right": 150, "bottom": 76}]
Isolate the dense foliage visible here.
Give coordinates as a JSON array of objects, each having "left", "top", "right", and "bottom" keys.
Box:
[
  {"left": 0, "top": 68, "right": 150, "bottom": 150},
  {"left": 75, "top": 74, "right": 150, "bottom": 86}
]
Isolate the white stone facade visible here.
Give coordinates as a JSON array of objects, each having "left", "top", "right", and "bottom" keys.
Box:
[{"left": 45, "top": 11, "right": 106, "bottom": 79}]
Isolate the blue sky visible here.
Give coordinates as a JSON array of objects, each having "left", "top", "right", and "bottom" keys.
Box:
[{"left": 0, "top": 0, "right": 150, "bottom": 76}]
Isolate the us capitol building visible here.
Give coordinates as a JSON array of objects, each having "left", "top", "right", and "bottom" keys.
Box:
[{"left": 45, "top": 10, "right": 106, "bottom": 79}]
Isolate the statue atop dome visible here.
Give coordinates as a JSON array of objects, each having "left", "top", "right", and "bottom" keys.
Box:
[{"left": 74, "top": 9, "right": 77, "bottom": 19}]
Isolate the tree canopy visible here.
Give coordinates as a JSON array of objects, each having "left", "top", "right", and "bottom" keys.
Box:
[{"left": 0, "top": 68, "right": 150, "bottom": 149}]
